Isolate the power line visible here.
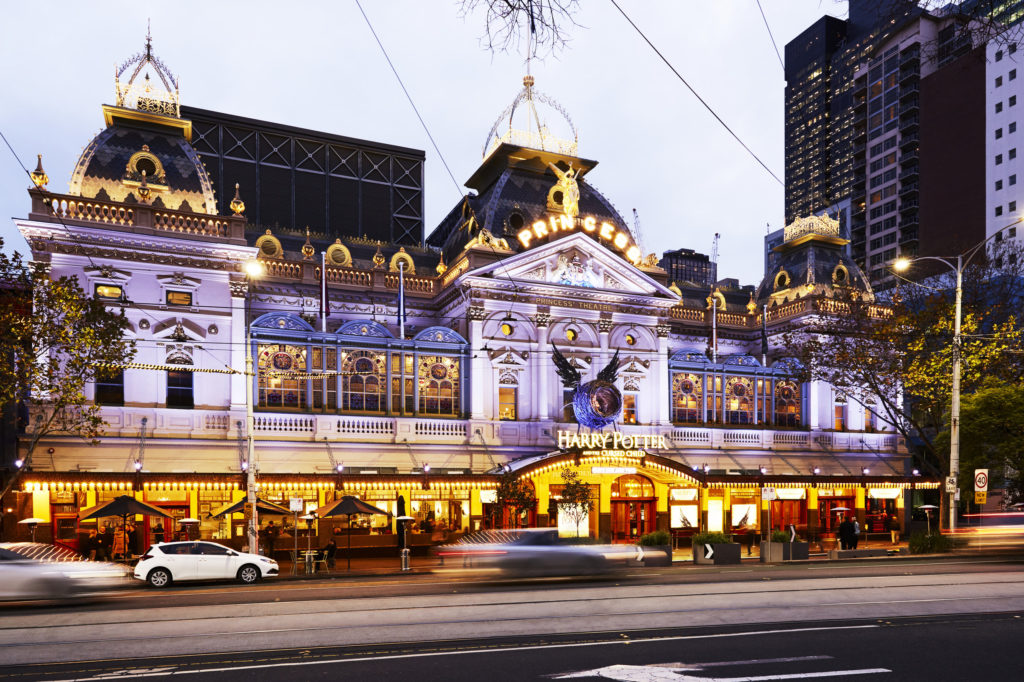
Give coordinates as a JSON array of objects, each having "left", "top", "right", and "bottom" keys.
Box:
[
  {"left": 608, "top": 0, "right": 784, "bottom": 187},
  {"left": 754, "top": 0, "right": 785, "bottom": 71}
]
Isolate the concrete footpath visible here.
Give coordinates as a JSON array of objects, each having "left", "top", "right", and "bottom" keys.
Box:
[{"left": 271, "top": 538, "right": 925, "bottom": 579}]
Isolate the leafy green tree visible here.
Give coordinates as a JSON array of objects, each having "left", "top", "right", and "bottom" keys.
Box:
[
  {"left": 494, "top": 469, "right": 536, "bottom": 528},
  {"left": 935, "top": 382, "right": 1024, "bottom": 503},
  {"left": 784, "top": 252, "right": 1024, "bottom": 480},
  {"left": 556, "top": 467, "right": 593, "bottom": 537},
  {"left": 0, "top": 239, "right": 136, "bottom": 499}
]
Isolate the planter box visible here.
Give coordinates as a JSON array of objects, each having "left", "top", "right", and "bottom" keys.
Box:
[
  {"left": 692, "top": 542, "right": 742, "bottom": 565},
  {"left": 785, "top": 542, "right": 810, "bottom": 560},
  {"left": 638, "top": 544, "right": 672, "bottom": 566},
  {"left": 760, "top": 541, "right": 810, "bottom": 562}
]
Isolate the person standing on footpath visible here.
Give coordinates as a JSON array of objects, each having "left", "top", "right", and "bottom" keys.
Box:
[
  {"left": 852, "top": 518, "right": 861, "bottom": 549},
  {"left": 887, "top": 513, "right": 900, "bottom": 545},
  {"left": 838, "top": 515, "right": 855, "bottom": 550}
]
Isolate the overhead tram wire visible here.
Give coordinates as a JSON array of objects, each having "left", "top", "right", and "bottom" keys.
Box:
[
  {"left": 608, "top": 0, "right": 784, "bottom": 187},
  {"left": 0, "top": 127, "right": 238, "bottom": 376},
  {"left": 755, "top": 0, "right": 785, "bottom": 71}
]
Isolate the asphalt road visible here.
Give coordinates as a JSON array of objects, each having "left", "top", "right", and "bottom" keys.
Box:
[{"left": 3, "top": 557, "right": 1024, "bottom": 679}]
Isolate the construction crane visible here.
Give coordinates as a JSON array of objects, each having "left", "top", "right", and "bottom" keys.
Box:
[
  {"left": 631, "top": 208, "right": 647, "bottom": 254},
  {"left": 710, "top": 232, "right": 720, "bottom": 285}
]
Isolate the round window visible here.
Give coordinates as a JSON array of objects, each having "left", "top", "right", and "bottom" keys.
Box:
[
  {"left": 508, "top": 212, "right": 524, "bottom": 230},
  {"left": 500, "top": 322, "right": 514, "bottom": 336},
  {"left": 625, "top": 333, "right": 637, "bottom": 346},
  {"left": 566, "top": 328, "right": 578, "bottom": 342},
  {"left": 775, "top": 271, "right": 789, "bottom": 289},
  {"left": 136, "top": 157, "right": 158, "bottom": 177},
  {"left": 553, "top": 190, "right": 564, "bottom": 205},
  {"left": 260, "top": 241, "right": 277, "bottom": 256}
]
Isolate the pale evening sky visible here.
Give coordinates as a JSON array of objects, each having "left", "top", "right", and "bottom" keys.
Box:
[{"left": 0, "top": 1, "right": 845, "bottom": 284}]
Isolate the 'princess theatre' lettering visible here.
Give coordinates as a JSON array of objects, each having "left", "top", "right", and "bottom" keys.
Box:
[
  {"left": 517, "top": 214, "right": 643, "bottom": 264},
  {"left": 558, "top": 430, "right": 668, "bottom": 451}
]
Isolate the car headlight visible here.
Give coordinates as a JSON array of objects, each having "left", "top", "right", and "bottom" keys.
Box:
[{"left": 259, "top": 557, "right": 275, "bottom": 564}]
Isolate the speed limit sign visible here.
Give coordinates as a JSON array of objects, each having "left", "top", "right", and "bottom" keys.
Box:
[{"left": 974, "top": 469, "right": 989, "bottom": 492}]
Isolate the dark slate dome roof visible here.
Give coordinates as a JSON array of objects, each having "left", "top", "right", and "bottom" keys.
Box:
[
  {"left": 427, "top": 144, "right": 632, "bottom": 265},
  {"left": 68, "top": 109, "right": 217, "bottom": 214},
  {"left": 756, "top": 215, "right": 874, "bottom": 304}
]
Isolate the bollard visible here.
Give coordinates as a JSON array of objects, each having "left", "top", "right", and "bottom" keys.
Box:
[{"left": 400, "top": 547, "right": 410, "bottom": 571}]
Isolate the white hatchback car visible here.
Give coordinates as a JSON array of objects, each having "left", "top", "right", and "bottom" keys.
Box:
[{"left": 134, "top": 541, "right": 278, "bottom": 587}]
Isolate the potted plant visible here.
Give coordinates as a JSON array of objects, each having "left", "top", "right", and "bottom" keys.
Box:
[
  {"left": 637, "top": 530, "right": 672, "bottom": 566},
  {"left": 691, "top": 531, "right": 741, "bottom": 565}
]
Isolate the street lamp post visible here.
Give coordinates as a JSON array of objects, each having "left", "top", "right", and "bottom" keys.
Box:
[
  {"left": 893, "top": 220, "right": 1020, "bottom": 534},
  {"left": 243, "top": 260, "right": 263, "bottom": 554}
]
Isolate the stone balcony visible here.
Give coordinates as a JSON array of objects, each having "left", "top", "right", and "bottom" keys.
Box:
[{"left": 69, "top": 407, "right": 905, "bottom": 454}]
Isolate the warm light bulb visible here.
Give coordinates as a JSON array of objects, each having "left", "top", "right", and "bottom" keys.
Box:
[
  {"left": 892, "top": 257, "right": 911, "bottom": 272},
  {"left": 244, "top": 260, "right": 264, "bottom": 278}
]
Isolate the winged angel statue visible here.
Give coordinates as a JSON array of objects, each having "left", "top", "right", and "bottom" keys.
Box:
[{"left": 551, "top": 344, "right": 622, "bottom": 429}]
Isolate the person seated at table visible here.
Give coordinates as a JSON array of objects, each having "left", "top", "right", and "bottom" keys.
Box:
[{"left": 319, "top": 538, "right": 337, "bottom": 569}]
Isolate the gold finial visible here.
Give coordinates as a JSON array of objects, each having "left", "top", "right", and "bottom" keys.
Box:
[
  {"left": 301, "top": 227, "right": 315, "bottom": 261},
  {"left": 436, "top": 252, "right": 447, "bottom": 275},
  {"left": 229, "top": 183, "right": 245, "bottom": 215},
  {"left": 746, "top": 291, "right": 758, "bottom": 314},
  {"left": 523, "top": 74, "right": 535, "bottom": 88},
  {"left": 668, "top": 281, "right": 682, "bottom": 297},
  {"left": 30, "top": 154, "right": 48, "bottom": 189},
  {"left": 372, "top": 245, "right": 386, "bottom": 269},
  {"left": 137, "top": 170, "right": 152, "bottom": 202}
]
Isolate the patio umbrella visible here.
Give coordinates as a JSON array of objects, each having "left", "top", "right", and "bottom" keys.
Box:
[
  {"left": 831, "top": 507, "right": 852, "bottom": 512},
  {"left": 207, "top": 497, "right": 291, "bottom": 518},
  {"left": 79, "top": 495, "right": 172, "bottom": 563},
  {"left": 315, "top": 496, "right": 392, "bottom": 571},
  {"left": 18, "top": 517, "right": 45, "bottom": 543}
]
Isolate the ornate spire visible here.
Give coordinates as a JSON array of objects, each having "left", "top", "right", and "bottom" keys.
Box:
[
  {"left": 29, "top": 154, "right": 48, "bottom": 189},
  {"left": 115, "top": 25, "right": 180, "bottom": 117},
  {"left": 436, "top": 252, "right": 447, "bottom": 275},
  {"left": 301, "top": 227, "right": 315, "bottom": 261},
  {"left": 229, "top": 183, "right": 245, "bottom": 215}
]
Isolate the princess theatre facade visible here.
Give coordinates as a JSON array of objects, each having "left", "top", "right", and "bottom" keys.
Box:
[{"left": 8, "top": 42, "right": 936, "bottom": 551}]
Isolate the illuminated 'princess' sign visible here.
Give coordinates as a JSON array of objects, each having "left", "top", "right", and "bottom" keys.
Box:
[{"left": 517, "top": 214, "right": 642, "bottom": 264}]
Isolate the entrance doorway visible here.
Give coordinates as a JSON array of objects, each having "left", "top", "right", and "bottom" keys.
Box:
[{"left": 610, "top": 474, "right": 656, "bottom": 543}]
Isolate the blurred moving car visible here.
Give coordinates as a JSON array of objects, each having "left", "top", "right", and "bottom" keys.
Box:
[
  {"left": 133, "top": 541, "right": 278, "bottom": 587},
  {"left": 435, "top": 528, "right": 641, "bottom": 577},
  {"left": 959, "top": 511, "right": 1024, "bottom": 550},
  {"left": 0, "top": 542, "right": 127, "bottom": 601}
]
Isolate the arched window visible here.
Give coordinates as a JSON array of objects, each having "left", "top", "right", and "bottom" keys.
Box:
[
  {"left": 774, "top": 380, "right": 801, "bottom": 427},
  {"left": 672, "top": 373, "right": 702, "bottom": 423},
  {"left": 257, "top": 344, "right": 307, "bottom": 409},
  {"left": 611, "top": 474, "right": 655, "bottom": 498},
  {"left": 341, "top": 350, "right": 385, "bottom": 413},
  {"left": 419, "top": 356, "right": 460, "bottom": 416},
  {"left": 725, "top": 376, "right": 754, "bottom": 424}
]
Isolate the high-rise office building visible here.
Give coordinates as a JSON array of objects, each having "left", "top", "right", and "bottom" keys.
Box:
[
  {"left": 659, "top": 248, "right": 716, "bottom": 288},
  {"left": 784, "top": 1, "right": 921, "bottom": 227},
  {"left": 850, "top": 13, "right": 986, "bottom": 287}
]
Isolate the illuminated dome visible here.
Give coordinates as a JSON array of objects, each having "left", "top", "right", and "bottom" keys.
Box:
[
  {"left": 483, "top": 75, "right": 578, "bottom": 159},
  {"left": 67, "top": 30, "right": 217, "bottom": 214}
]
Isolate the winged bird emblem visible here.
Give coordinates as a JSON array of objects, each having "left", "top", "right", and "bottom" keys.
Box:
[{"left": 552, "top": 343, "right": 623, "bottom": 429}]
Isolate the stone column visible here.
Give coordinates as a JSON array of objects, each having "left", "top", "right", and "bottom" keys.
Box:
[
  {"left": 656, "top": 324, "right": 671, "bottom": 425},
  {"left": 597, "top": 317, "right": 612, "bottom": 370},
  {"left": 468, "top": 306, "right": 487, "bottom": 420},
  {"left": 536, "top": 312, "right": 551, "bottom": 421},
  {"left": 229, "top": 279, "right": 248, "bottom": 415}
]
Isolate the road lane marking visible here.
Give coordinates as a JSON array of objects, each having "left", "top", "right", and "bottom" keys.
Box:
[
  {"left": 43, "top": 625, "right": 879, "bottom": 680},
  {"left": 552, "top": 664, "right": 889, "bottom": 680}
]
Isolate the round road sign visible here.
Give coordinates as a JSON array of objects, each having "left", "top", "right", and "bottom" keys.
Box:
[{"left": 975, "top": 471, "right": 988, "bottom": 491}]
